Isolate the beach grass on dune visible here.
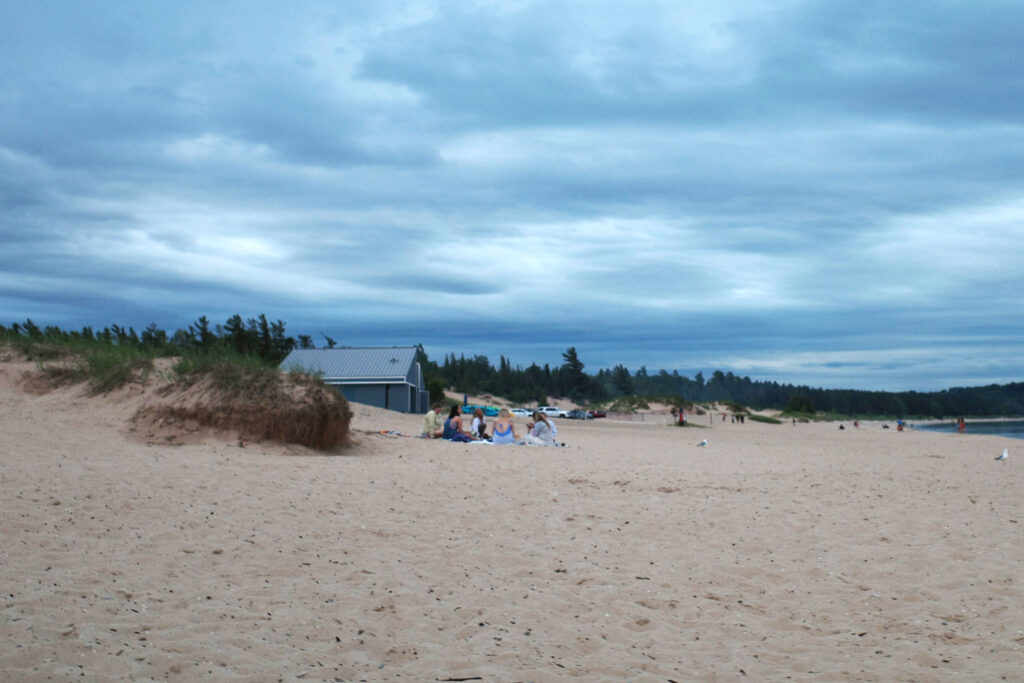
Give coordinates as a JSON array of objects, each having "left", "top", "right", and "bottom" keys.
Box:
[{"left": 2, "top": 334, "right": 352, "bottom": 451}]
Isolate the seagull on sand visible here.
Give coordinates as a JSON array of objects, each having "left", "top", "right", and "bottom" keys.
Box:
[
  {"left": 995, "top": 448, "right": 1008, "bottom": 461},
  {"left": 698, "top": 439, "right": 708, "bottom": 447}
]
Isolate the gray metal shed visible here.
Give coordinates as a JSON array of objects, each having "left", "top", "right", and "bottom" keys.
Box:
[{"left": 279, "top": 347, "right": 429, "bottom": 414}]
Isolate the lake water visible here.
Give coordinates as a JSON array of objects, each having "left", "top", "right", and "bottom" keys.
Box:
[{"left": 914, "top": 419, "right": 1024, "bottom": 440}]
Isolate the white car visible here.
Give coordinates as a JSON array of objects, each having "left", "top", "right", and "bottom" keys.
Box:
[
  {"left": 537, "top": 406, "right": 568, "bottom": 418},
  {"left": 509, "top": 408, "right": 531, "bottom": 417}
]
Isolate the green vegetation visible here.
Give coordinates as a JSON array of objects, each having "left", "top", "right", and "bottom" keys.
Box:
[
  {"left": 83, "top": 346, "right": 155, "bottom": 394},
  {"left": 783, "top": 394, "right": 814, "bottom": 414},
  {"left": 589, "top": 393, "right": 695, "bottom": 415},
  {"left": 1, "top": 315, "right": 297, "bottom": 394},
  {"left": 1, "top": 316, "right": 351, "bottom": 450},
  {"left": 607, "top": 395, "right": 650, "bottom": 413},
  {"left": 172, "top": 350, "right": 284, "bottom": 395},
  {"left": 424, "top": 375, "right": 446, "bottom": 406},
  {"left": 10, "top": 331, "right": 159, "bottom": 395},
  {"left": 722, "top": 400, "right": 748, "bottom": 414},
  {"left": 6, "top": 315, "right": 1024, "bottom": 419},
  {"left": 424, "top": 351, "right": 1024, "bottom": 418}
]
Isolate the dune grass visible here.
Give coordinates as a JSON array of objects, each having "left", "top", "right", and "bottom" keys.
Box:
[
  {"left": 16, "top": 339, "right": 156, "bottom": 394},
  {"left": 2, "top": 334, "right": 352, "bottom": 451}
]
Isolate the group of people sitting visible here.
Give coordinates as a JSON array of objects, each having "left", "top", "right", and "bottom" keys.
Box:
[{"left": 421, "top": 404, "right": 558, "bottom": 446}]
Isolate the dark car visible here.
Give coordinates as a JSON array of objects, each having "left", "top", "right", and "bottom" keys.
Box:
[
  {"left": 566, "top": 409, "right": 592, "bottom": 420},
  {"left": 588, "top": 410, "right": 607, "bottom": 418}
]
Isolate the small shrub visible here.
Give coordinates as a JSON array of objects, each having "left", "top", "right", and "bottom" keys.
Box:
[
  {"left": 173, "top": 352, "right": 280, "bottom": 397},
  {"left": 286, "top": 364, "right": 324, "bottom": 386},
  {"left": 722, "top": 400, "right": 748, "bottom": 414},
  {"left": 608, "top": 395, "right": 650, "bottom": 413},
  {"left": 22, "top": 342, "right": 72, "bottom": 362},
  {"left": 84, "top": 347, "right": 153, "bottom": 394},
  {"left": 37, "top": 361, "right": 88, "bottom": 387},
  {"left": 784, "top": 394, "right": 814, "bottom": 414}
]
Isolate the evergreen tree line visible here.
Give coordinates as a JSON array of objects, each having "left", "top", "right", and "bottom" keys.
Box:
[
  {"left": 416, "top": 346, "right": 605, "bottom": 406},
  {"left": 606, "top": 366, "right": 1024, "bottom": 418},
  {"left": 419, "top": 350, "right": 1024, "bottom": 418},
  {"left": 4, "top": 317, "right": 1022, "bottom": 417},
  {"left": 1, "top": 315, "right": 296, "bottom": 366}
]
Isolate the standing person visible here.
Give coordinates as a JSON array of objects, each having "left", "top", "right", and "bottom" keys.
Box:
[
  {"left": 491, "top": 408, "right": 518, "bottom": 444},
  {"left": 422, "top": 403, "right": 444, "bottom": 438},
  {"left": 525, "top": 411, "right": 556, "bottom": 446},
  {"left": 471, "top": 407, "right": 488, "bottom": 440}
]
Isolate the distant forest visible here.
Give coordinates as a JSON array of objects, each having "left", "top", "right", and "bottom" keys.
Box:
[
  {"left": 3, "top": 315, "right": 1023, "bottom": 418},
  {"left": 425, "top": 348, "right": 1024, "bottom": 418}
]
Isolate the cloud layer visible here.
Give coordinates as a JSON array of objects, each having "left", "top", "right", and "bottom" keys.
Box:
[{"left": 2, "top": 1, "right": 1023, "bottom": 390}]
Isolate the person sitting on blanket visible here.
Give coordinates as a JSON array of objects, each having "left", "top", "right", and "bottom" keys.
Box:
[
  {"left": 442, "top": 404, "right": 475, "bottom": 442},
  {"left": 491, "top": 408, "right": 518, "bottom": 444},
  {"left": 525, "top": 411, "right": 556, "bottom": 446},
  {"left": 470, "top": 407, "right": 489, "bottom": 440},
  {"left": 422, "top": 403, "right": 444, "bottom": 438}
]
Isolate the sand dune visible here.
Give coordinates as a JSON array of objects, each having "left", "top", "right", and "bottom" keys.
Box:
[{"left": 1, "top": 359, "right": 1021, "bottom": 680}]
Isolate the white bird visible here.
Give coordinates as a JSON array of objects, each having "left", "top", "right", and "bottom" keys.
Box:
[
  {"left": 698, "top": 439, "right": 708, "bottom": 447},
  {"left": 995, "top": 448, "right": 1008, "bottom": 461}
]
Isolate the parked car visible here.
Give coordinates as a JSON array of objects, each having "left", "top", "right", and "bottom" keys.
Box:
[
  {"left": 566, "top": 409, "right": 592, "bottom": 420},
  {"left": 537, "top": 406, "right": 568, "bottom": 418},
  {"left": 509, "top": 408, "right": 531, "bottom": 417},
  {"left": 588, "top": 410, "right": 607, "bottom": 418}
]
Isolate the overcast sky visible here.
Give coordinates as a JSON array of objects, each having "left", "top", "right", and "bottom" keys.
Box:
[{"left": 2, "top": 1, "right": 1022, "bottom": 391}]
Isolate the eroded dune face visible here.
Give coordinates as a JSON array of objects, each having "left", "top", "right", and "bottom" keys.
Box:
[{"left": 131, "top": 374, "right": 352, "bottom": 451}]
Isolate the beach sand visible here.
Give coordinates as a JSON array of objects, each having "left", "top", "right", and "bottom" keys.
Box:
[{"left": 1, "top": 360, "right": 1021, "bottom": 680}]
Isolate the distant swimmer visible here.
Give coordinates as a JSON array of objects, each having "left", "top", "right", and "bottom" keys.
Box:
[{"left": 996, "top": 448, "right": 1008, "bottom": 461}]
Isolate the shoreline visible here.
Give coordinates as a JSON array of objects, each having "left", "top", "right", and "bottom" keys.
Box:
[{"left": 913, "top": 417, "right": 1024, "bottom": 439}]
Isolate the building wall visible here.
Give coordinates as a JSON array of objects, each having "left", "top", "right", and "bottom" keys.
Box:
[
  {"left": 332, "top": 384, "right": 385, "bottom": 410},
  {"left": 329, "top": 383, "right": 416, "bottom": 413},
  {"left": 390, "top": 384, "right": 413, "bottom": 413}
]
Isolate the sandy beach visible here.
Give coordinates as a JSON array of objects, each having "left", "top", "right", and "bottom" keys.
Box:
[{"left": 1, "top": 359, "right": 1021, "bottom": 681}]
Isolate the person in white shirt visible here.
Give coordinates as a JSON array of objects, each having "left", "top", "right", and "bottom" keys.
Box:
[
  {"left": 525, "top": 412, "right": 556, "bottom": 446},
  {"left": 470, "top": 407, "right": 488, "bottom": 440}
]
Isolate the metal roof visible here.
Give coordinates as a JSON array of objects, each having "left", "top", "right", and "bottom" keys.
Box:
[{"left": 280, "top": 347, "right": 419, "bottom": 382}]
